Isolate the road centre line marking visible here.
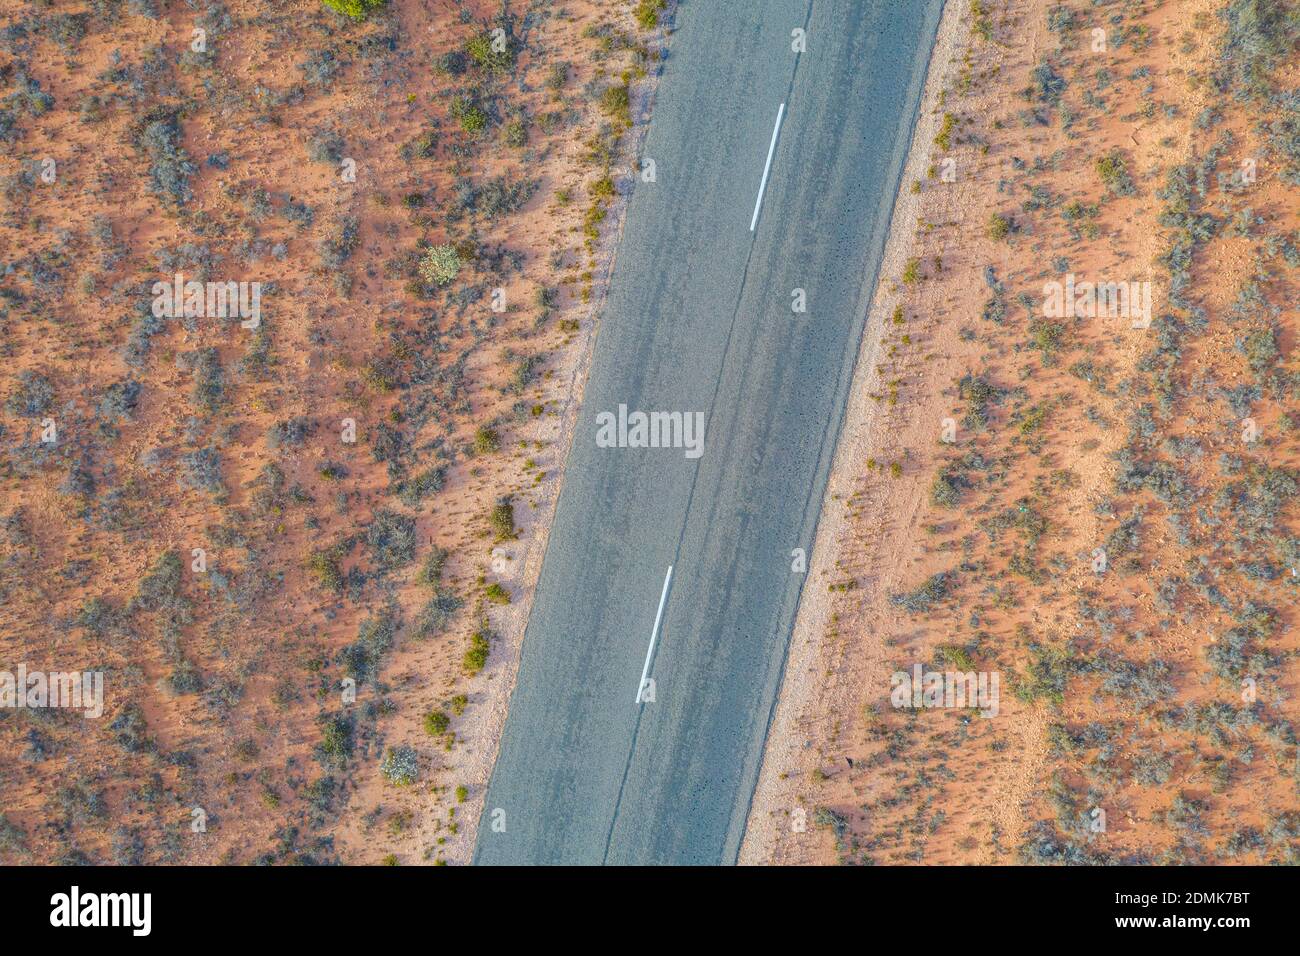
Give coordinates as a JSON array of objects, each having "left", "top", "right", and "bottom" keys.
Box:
[
  {"left": 636, "top": 566, "right": 674, "bottom": 705},
  {"left": 749, "top": 102, "right": 785, "bottom": 232}
]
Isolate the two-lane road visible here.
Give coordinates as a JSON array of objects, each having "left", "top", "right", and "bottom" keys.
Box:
[{"left": 475, "top": 0, "right": 944, "bottom": 865}]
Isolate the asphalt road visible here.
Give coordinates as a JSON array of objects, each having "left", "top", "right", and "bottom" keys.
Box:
[{"left": 474, "top": 0, "right": 944, "bottom": 865}]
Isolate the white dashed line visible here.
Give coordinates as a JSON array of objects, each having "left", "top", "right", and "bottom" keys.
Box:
[
  {"left": 636, "top": 566, "right": 674, "bottom": 704},
  {"left": 750, "top": 102, "right": 785, "bottom": 232}
]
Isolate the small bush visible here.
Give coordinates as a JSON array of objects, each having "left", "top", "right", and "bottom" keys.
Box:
[
  {"left": 466, "top": 33, "right": 514, "bottom": 75},
  {"left": 133, "top": 551, "right": 184, "bottom": 612},
  {"left": 635, "top": 0, "right": 667, "bottom": 29},
  {"left": 339, "top": 608, "right": 399, "bottom": 683},
  {"left": 489, "top": 499, "right": 516, "bottom": 539},
  {"left": 435, "top": 51, "right": 466, "bottom": 76},
  {"left": 367, "top": 510, "right": 416, "bottom": 569},
  {"left": 503, "top": 119, "right": 527, "bottom": 148},
  {"left": 1030, "top": 61, "right": 1067, "bottom": 106},
  {"left": 321, "top": 0, "right": 386, "bottom": 21},
  {"left": 420, "top": 244, "right": 461, "bottom": 285},
  {"left": 424, "top": 710, "right": 450, "bottom": 736},
  {"left": 415, "top": 548, "right": 448, "bottom": 588},
  {"left": 400, "top": 127, "right": 438, "bottom": 161},
  {"left": 413, "top": 591, "right": 463, "bottom": 639},
  {"left": 319, "top": 215, "right": 360, "bottom": 269},
  {"left": 307, "top": 128, "right": 345, "bottom": 164},
  {"left": 308, "top": 548, "right": 344, "bottom": 593},
  {"left": 138, "top": 113, "right": 195, "bottom": 209},
  {"left": 1096, "top": 149, "right": 1136, "bottom": 196},
  {"left": 971, "top": 0, "right": 992, "bottom": 41},
  {"left": 890, "top": 572, "right": 953, "bottom": 613},
  {"left": 397, "top": 467, "right": 446, "bottom": 507},
  {"left": 601, "top": 82, "right": 631, "bottom": 125},
  {"left": 930, "top": 469, "right": 965, "bottom": 507},
  {"left": 110, "top": 703, "right": 153, "bottom": 754},
  {"left": 380, "top": 744, "right": 418, "bottom": 786},
  {"left": 463, "top": 629, "right": 491, "bottom": 675},
  {"left": 451, "top": 95, "right": 488, "bottom": 133},
  {"left": 183, "top": 347, "right": 225, "bottom": 413},
  {"left": 934, "top": 112, "right": 956, "bottom": 151},
  {"left": 267, "top": 416, "right": 312, "bottom": 448},
  {"left": 987, "top": 212, "right": 1014, "bottom": 240}
]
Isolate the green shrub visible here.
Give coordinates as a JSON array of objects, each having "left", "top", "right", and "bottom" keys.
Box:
[
  {"left": 424, "top": 710, "right": 450, "bottom": 736},
  {"left": 601, "top": 82, "right": 631, "bottom": 125},
  {"left": 635, "top": 0, "right": 667, "bottom": 29},
  {"left": 1030, "top": 61, "right": 1066, "bottom": 106},
  {"left": 545, "top": 62, "right": 568, "bottom": 90},
  {"left": 466, "top": 32, "right": 514, "bottom": 74},
  {"left": 308, "top": 548, "right": 344, "bottom": 592},
  {"left": 1014, "top": 644, "right": 1070, "bottom": 704},
  {"left": 971, "top": 0, "right": 992, "bottom": 41},
  {"left": 451, "top": 95, "right": 488, "bottom": 133},
  {"left": 6, "top": 371, "right": 53, "bottom": 417},
  {"left": 1096, "top": 149, "right": 1136, "bottom": 196},
  {"left": 0, "top": 813, "right": 27, "bottom": 858},
  {"left": 308, "top": 128, "right": 345, "bottom": 163},
  {"left": 400, "top": 127, "right": 438, "bottom": 161},
  {"left": 937, "top": 644, "right": 977, "bottom": 671},
  {"left": 1215, "top": 0, "right": 1300, "bottom": 100},
  {"left": 958, "top": 373, "right": 1004, "bottom": 430},
  {"left": 504, "top": 119, "right": 527, "bottom": 148},
  {"left": 168, "top": 659, "right": 202, "bottom": 695},
  {"left": 317, "top": 714, "right": 354, "bottom": 768},
  {"left": 320, "top": 0, "right": 386, "bottom": 20},
  {"left": 420, "top": 244, "right": 461, "bottom": 285},
  {"left": 463, "top": 629, "right": 491, "bottom": 675},
  {"left": 934, "top": 112, "right": 956, "bottom": 150},
  {"left": 137, "top": 112, "right": 195, "bottom": 209},
  {"left": 986, "top": 212, "right": 1013, "bottom": 240},
  {"left": 489, "top": 499, "right": 516, "bottom": 539}
]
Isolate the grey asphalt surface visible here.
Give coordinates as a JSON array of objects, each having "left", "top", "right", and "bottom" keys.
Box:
[{"left": 474, "top": 0, "right": 944, "bottom": 865}]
